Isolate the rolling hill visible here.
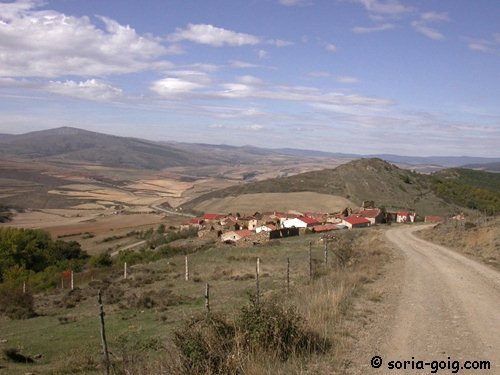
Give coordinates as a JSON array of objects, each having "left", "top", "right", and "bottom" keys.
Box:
[
  {"left": 181, "top": 158, "right": 461, "bottom": 216},
  {"left": 0, "top": 127, "right": 228, "bottom": 170}
]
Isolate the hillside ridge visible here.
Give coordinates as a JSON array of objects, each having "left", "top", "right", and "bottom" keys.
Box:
[{"left": 181, "top": 158, "right": 458, "bottom": 216}]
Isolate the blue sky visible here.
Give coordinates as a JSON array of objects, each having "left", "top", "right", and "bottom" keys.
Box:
[{"left": 0, "top": 0, "right": 499, "bottom": 156}]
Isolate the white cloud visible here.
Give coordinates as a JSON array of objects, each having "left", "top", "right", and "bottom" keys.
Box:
[
  {"left": 337, "top": 76, "right": 359, "bottom": 84},
  {"left": 230, "top": 60, "right": 260, "bottom": 68},
  {"left": 258, "top": 49, "right": 270, "bottom": 59},
  {"left": 325, "top": 43, "right": 338, "bottom": 52},
  {"left": 352, "top": 23, "right": 396, "bottom": 33},
  {"left": 169, "top": 23, "right": 260, "bottom": 47},
  {"left": 467, "top": 42, "right": 492, "bottom": 53},
  {"left": 420, "top": 11, "right": 449, "bottom": 22},
  {"left": 465, "top": 35, "right": 500, "bottom": 54},
  {"left": 46, "top": 79, "right": 123, "bottom": 101},
  {"left": 278, "top": 0, "right": 313, "bottom": 6},
  {"left": 412, "top": 22, "right": 445, "bottom": 40},
  {"left": 151, "top": 78, "right": 204, "bottom": 97},
  {"left": 267, "top": 39, "right": 293, "bottom": 47},
  {"left": 411, "top": 11, "right": 449, "bottom": 41},
  {"left": 207, "top": 123, "right": 265, "bottom": 132},
  {"left": 0, "top": 1, "right": 170, "bottom": 78},
  {"left": 242, "top": 124, "right": 265, "bottom": 131},
  {"left": 218, "top": 76, "right": 390, "bottom": 109},
  {"left": 351, "top": 0, "right": 413, "bottom": 17}
]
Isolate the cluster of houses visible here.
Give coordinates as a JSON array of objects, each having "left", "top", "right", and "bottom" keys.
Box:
[{"left": 179, "top": 201, "right": 439, "bottom": 245}]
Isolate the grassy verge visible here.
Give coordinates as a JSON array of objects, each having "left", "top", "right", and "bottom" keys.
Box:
[{"left": 0, "top": 227, "right": 392, "bottom": 374}]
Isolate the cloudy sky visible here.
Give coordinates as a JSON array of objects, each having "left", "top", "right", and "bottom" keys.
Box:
[{"left": 0, "top": 0, "right": 499, "bottom": 156}]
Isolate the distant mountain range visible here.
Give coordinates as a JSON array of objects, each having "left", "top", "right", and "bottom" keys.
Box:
[
  {"left": 271, "top": 148, "right": 500, "bottom": 169},
  {"left": 1, "top": 127, "right": 500, "bottom": 171}
]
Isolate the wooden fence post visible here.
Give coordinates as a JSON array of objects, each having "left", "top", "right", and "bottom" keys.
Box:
[
  {"left": 309, "top": 242, "right": 313, "bottom": 281},
  {"left": 98, "top": 289, "right": 110, "bottom": 375},
  {"left": 286, "top": 257, "right": 290, "bottom": 294},
  {"left": 324, "top": 240, "right": 328, "bottom": 265},
  {"left": 205, "top": 283, "right": 210, "bottom": 312},
  {"left": 256, "top": 257, "right": 260, "bottom": 304},
  {"left": 22, "top": 280, "right": 26, "bottom": 294},
  {"left": 185, "top": 255, "right": 189, "bottom": 281},
  {"left": 123, "top": 262, "right": 127, "bottom": 280},
  {"left": 70, "top": 271, "right": 74, "bottom": 290}
]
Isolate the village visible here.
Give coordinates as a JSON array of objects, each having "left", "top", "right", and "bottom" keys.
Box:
[{"left": 178, "top": 201, "right": 454, "bottom": 247}]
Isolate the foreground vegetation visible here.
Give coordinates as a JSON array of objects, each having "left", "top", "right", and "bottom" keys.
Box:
[{"left": 0, "top": 226, "right": 392, "bottom": 374}]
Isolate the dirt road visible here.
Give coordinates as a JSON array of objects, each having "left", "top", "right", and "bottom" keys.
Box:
[{"left": 368, "top": 225, "right": 500, "bottom": 374}]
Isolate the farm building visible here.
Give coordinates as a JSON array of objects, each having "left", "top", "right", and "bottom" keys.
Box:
[
  {"left": 238, "top": 216, "right": 258, "bottom": 230},
  {"left": 396, "top": 212, "right": 416, "bottom": 223},
  {"left": 425, "top": 216, "right": 445, "bottom": 223},
  {"left": 255, "top": 224, "right": 277, "bottom": 233},
  {"left": 358, "top": 209, "right": 384, "bottom": 225},
  {"left": 282, "top": 217, "right": 321, "bottom": 229},
  {"left": 311, "top": 224, "right": 338, "bottom": 233},
  {"left": 342, "top": 216, "right": 371, "bottom": 229},
  {"left": 202, "top": 213, "right": 222, "bottom": 223},
  {"left": 220, "top": 229, "right": 255, "bottom": 242}
]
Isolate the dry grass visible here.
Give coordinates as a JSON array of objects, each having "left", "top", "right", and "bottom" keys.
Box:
[
  {"left": 418, "top": 216, "right": 500, "bottom": 270},
  {"left": 193, "top": 192, "right": 356, "bottom": 214}
]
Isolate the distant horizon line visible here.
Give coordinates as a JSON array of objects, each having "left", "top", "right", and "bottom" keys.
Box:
[{"left": 3, "top": 125, "right": 500, "bottom": 160}]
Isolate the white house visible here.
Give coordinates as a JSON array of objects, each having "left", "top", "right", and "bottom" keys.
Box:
[
  {"left": 282, "top": 217, "right": 320, "bottom": 229},
  {"left": 220, "top": 230, "right": 255, "bottom": 242},
  {"left": 255, "top": 224, "right": 277, "bottom": 233},
  {"left": 396, "top": 212, "right": 415, "bottom": 223}
]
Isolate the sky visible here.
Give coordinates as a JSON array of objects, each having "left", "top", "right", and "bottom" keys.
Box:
[{"left": 0, "top": 0, "right": 499, "bottom": 157}]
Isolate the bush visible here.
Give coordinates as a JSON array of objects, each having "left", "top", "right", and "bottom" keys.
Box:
[
  {"left": 90, "top": 253, "right": 113, "bottom": 268},
  {"left": 464, "top": 221, "right": 477, "bottom": 230},
  {"left": 237, "top": 299, "right": 328, "bottom": 360},
  {"left": 0, "top": 286, "right": 36, "bottom": 319},
  {"left": 3, "top": 348, "right": 34, "bottom": 363},
  {"left": 173, "top": 313, "right": 236, "bottom": 375}
]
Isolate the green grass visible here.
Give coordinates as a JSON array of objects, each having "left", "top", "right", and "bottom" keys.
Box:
[{"left": 0, "top": 228, "right": 391, "bottom": 374}]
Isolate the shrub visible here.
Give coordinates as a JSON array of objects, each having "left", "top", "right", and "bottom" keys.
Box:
[
  {"left": 464, "top": 221, "right": 477, "bottom": 230},
  {"left": 3, "top": 348, "right": 34, "bottom": 363},
  {"left": 236, "top": 299, "right": 328, "bottom": 360},
  {"left": 0, "top": 286, "right": 36, "bottom": 319},
  {"left": 173, "top": 313, "right": 237, "bottom": 375},
  {"left": 90, "top": 253, "right": 113, "bottom": 268}
]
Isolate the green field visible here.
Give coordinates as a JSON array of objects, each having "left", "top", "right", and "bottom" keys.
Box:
[{"left": 0, "top": 228, "right": 392, "bottom": 374}]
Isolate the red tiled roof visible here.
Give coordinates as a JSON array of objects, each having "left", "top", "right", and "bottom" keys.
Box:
[
  {"left": 235, "top": 230, "right": 255, "bottom": 238},
  {"left": 344, "top": 216, "right": 370, "bottom": 225},
  {"left": 265, "top": 224, "right": 277, "bottom": 230},
  {"left": 190, "top": 218, "right": 204, "bottom": 224},
  {"left": 311, "top": 224, "right": 338, "bottom": 232},
  {"left": 397, "top": 212, "right": 409, "bottom": 216},
  {"left": 358, "top": 209, "right": 381, "bottom": 218},
  {"left": 203, "top": 213, "right": 221, "bottom": 220},
  {"left": 299, "top": 217, "right": 321, "bottom": 225},
  {"left": 425, "top": 216, "right": 445, "bottom": 223}
]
